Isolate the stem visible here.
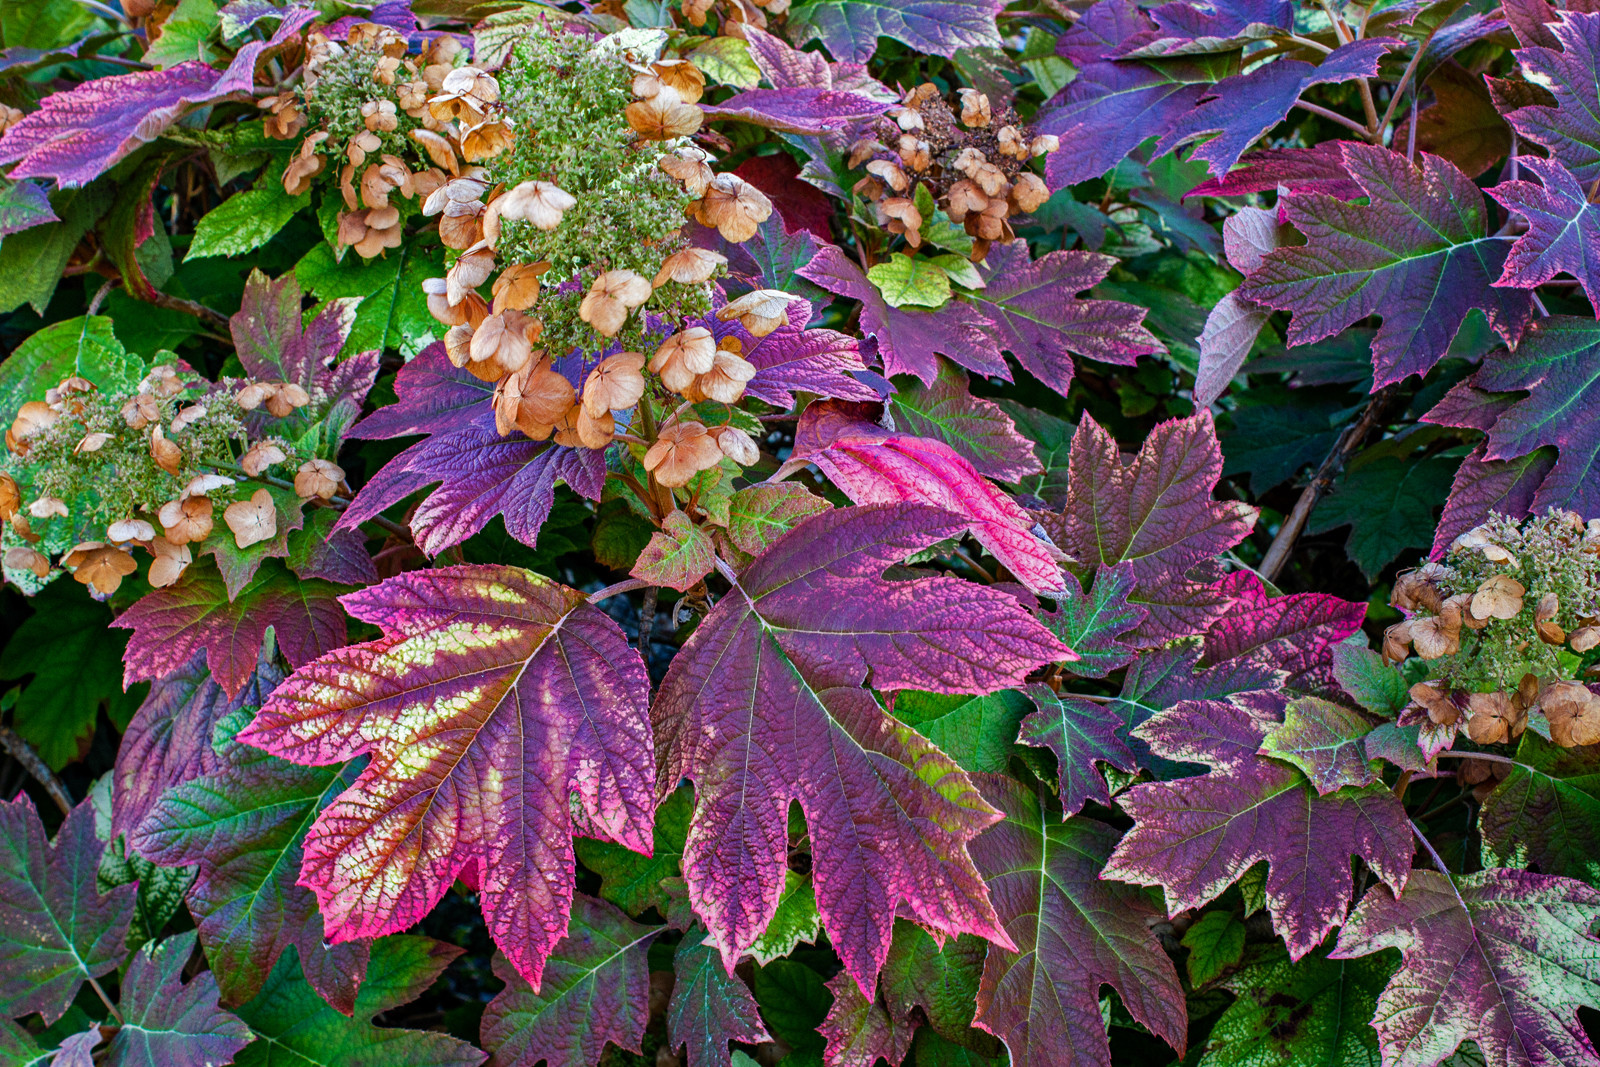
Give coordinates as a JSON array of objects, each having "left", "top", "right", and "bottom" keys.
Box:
[
  {"left": 1285, "top": 33, "right": 1335, "bottom": 53},
  {"left": 1319, "top": 0, "right": 1353, "bottom": 43},
  {"left": 144, "top": 290, "right": 231, "bottom": 334},
  {"left": 88, "top": 977, "right": 122, "bottom": 1024},
  {"left": 1392, "top": 769, "right": 1413, "bottom": 802},
  {"left": 1293, "top": 99, "right": 1375, "bottom": 138},
  {"left": 1258, "top": 384, "right": 1403, "bottom": 581},
  {"left": 1377, "top": 26, "right": 1440, "bottom": 138},
  {"left": 637, "top": 586, "right": 657, "bottom": 666},
  {"left": 0, "top": 725, "right": 72, "bottom": 817},
  {"left": 1433, "top": 750, "right": 1536, "bottom": 772},
  {"left": 201, "top": 460, "right": 412, "bottom": 540},
  {"left": 952, "top": 548, "right": 995, "bottom": 583},
  {"left": 1407, "top": 92, "right": 1418, "bottom": 161},
  {"left": 588, "top": 577, "right": 649, "bottom": 603},
  {"left": 71, "top": 0, "right": 128, "bottom": 22},
  {"left": 87, "top": 278, "right": 114, "bottom": 316},
  {"left": 1410, "top": 818, "right": 1469, "bottom": 909}
]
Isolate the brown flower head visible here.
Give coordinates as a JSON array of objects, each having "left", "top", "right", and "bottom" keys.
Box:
[
  {"left": 1571, "top": 626, "right": 1600, "bottom": 653},
  {"left": 957, "top": 88, "right": 992, "bottom": 127},
  {"left": 29, "top": 495, "right": 68, "bottom": 519},
  {"left": 294, "top": 459, "right": 345, "bottom": 501},
  {"left": 643, "top": 59, "right": 706, "bottom": 104},
  {"left": 64, "top": 542, "right": 138, "bottom": 596},
  {"left": 170, "top": 404, "right": 207, "bottom": 432},
  {"left": 1545, "top": 681, "right": 1600, "bottom": 747},
  {"left": 716, "top": 288, "right": 793, "bottom": 337},
  {"left": 224, "top": 489, "right": 278, "bottom": 549},
  {"left": 660, "top": 147, "right": 715, "bottom": 197},
  {"left": 121, "top": 393, "right": 159, "bottom": 429},
  {"left": 1536, "top": 591, "right": 1566, "bottom": 644},
  {"left": 283, "top": 132, "right": 328, "bottom": 196},
  {"left": 696, "top": 347, "right": 757, "bottom": 403},
  {"left": 148, "top": 537, "right": 192, "bottom": 588},
  {"left": 261, "top": 94, "right": 306, "bottom": 140},
  {"left": 241, "top": 440, "right": 287, "bottom": 476},
  {"left": 360, "top": 155, "right": 415, "bottom": 210},
  {"left": 1011, "top": 173, "right": 1050, "bottom": 214},
  {"left": 0, "top": 473, "right": 17, "bottom": 520},
  {"left": 692, "top": 174, "right": 773, "bottom": 242},
  {"left": 411, "top": 128, "right": 460, "bottom": 175},
  {"left": 643, "top": 420, "right": 724, "bottom": 487},
  {"left": 4, "top": 546, "right": 49, "bottom": 579},
  {"left": 11, "top": 400, "right": 58, "bottom": 444},
  {"left": 361, "top": 98, "right": 399, "bottom": 134},
  {"left": 710, "top": 424, "right": 759, "bottom": 465},
  {"left": 106, "top": 518, "right": 155, "bottom": 543},
  {"left": 75, "top": 432, "right": 113, "bottom": 454},
  {"left": 447, "top": 241, "right": 496, "bottom": 305},
  {"left": 1470, "top": 574, "right": 1526, "bottom": 621},
  {"left": 576, "top": 406, "right": 615, "bottom": 449},
  {"left": 425, "top": 278, "right": 491, "bottom": 327},
  {"left": 650, "top": 327, "right": 717, "bottom": 392},
  {"left": 945, "top": 180, "right": 988, "bottom": 224},
  {"left": 653, "top": 247, "right": 727, "bottom": 288},
  {"left": 1465, "top": 690, "right": 1523, "bottom": 745},
  {"left": 150, "top": 425, "right": 183, "bottom": 476},
  {"left": 461, "top": 118, "right": 515, "bottom": 162},
  {"left": 1411, "top": 601, "right": 1462, "bottom": 659},
  {"left": 880, "top": 197, "right": 923, "bottom": 247},
  {"left": 265, "top": 383, "right": 311, "bottom": 418},
  {"left": 158, "top": 495, "right": 214, "bottom": 545},
  {"left": 1409, "top": 681, "right": 1461, "bottom": 725},
  {"left": 582, "top": 352, "right": 647, "bottom": 417},
  {"left": 551, "top": 404, "right": 584, "bottom": 449},
  {"left": 1032, "top": 134, "right": 1061, "bottom": 156},
  {"left": 430, "top": 66, "right": 499, "bottom": 124},
  {"left": 492, "top": 263, "right": 549, "bottom": 313},
  {"left": 579, "top": 270, "right": 652, "bottom": 337},
  {"left": 506, "top": 359, "right": 576, "bottom": 439},
  {"left": 625, "top": 87, "right": 703, "bottom": 140},
  {"left": 469, "top": 310, "right": 537, "bottom": 378},
  {"left": 491, "top": 180, "right": 577, "bottom": 234}
]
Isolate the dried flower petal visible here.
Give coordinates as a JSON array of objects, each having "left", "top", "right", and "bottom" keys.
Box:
[
  {"left": 1471, "top": 574, "right": 1525, "bottom": 621},
  {"left": 64, "top": 541, "right": 137, "bottom": 595},
  {"left": 696, "top": 348, "right": 756, "bottom": 403},
  {"left": 579, "top": 270, "right": 652, "bottom": 337},
  {"left": 147, "top": 537, "right": 192, "bottom": 588},
  {"left": 716, "top": 288, "right": 793, "bottom": 337},
  {"left": 294, "top": 459, "right": 345, "bottom": 501},
  {"left": 652, "top": 247, "right": 726, "bottom": 288},
  {"left": 224, "top": 489, "right": 278, "bottom": 549},
  {"left": 582, "top": 352, "right": 647, "bottom": 417},
  {"left": 625, "top": 87, "right": 702, "bottom": 140},
  {"left": 107, "top": 518, "right": 155, "bottom": 543},
  {"left": 3, "top": 545, "right": 49, "bottom": 579},
  {"left": 643, "top": 420, "right": 724, "bottom": 487},
  {"left": 158, "top": 495, "right": 213, "bottom": 545}
]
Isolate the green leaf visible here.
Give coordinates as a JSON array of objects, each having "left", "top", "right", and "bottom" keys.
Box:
[
  {"left": 931, "top": 253, "right": 984, "bottom": 291},
  {"left": 868, "top": 252, "right": 952, "bottom": 309},
  {"left": 879, "top": 921, "right": 985, "bottom": 1040},
  {"left": 0, "top": 0, "right": 92, "bottom": 51},
  {"left": 1259, "top": 696, "right": 1380, "bottom": 795},
  {"left": 188, "top": 182, "right": 308, "bottom": 261},
  {"left": 753, "top": 959, "right": 831, "bottom": 1055},
  {"left": 748, "top": 871, "right": 821, "bottom": 965},
  {"left": 575, "top": 785, "right": 691, "bottom": 918},
  {"left": 90, "top": 775, "right": 192, "bottom": 950},
  {"left": 0, "top": 184, "right": 114, "bottom": 315},
  {"left": 0, "top": 314, "right": 143, "bottom": 425},
  {"left": 1181, "top": 910, "right": 1246, "bottom": 987},
  {"left": 630, "top": 511, "right": 715, "bottom": 592},
  {"left": 141, "top": 0, "right": 219, "bottom": 67},
  {"left": 724, "top": 483, "right": 832, "bottom": 558},
  {"left": 893, "top": 690, "right": 1028, "bottom": 774},
  {"left": 1331, "top": 642, "right": 1409, "bottom": 716},
  {"left": 295, "top": 241, "right": 442, "bottom": 357},
  {"left": 591, "top": 499, "right": 658, "bottom": 572},
  {"left": 1308, "top": 454, "right": 1459, "bottom": 580},
  {"left": 1481, "top": 733, "right": 1600, "bottom": 886},
  {"left": 993, "top": 400, "right": 1073, "bottom": 505},
  {"left": 688, "top": 35, "right": 761, "bottom": 87},
  {"left": 0, "top": 581, "right": 134, "bottom": 770}
]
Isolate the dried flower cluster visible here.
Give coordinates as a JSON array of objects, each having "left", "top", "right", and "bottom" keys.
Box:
[
  {"left": 276, "top": 23, "right": 489, "bottom": 258},
  {"left": 847, "top": 83, "right": 1059, "bottom": 260},
  {"left": 1387, "top": 510, "right": 1600, "bottom": 747},
  {"left": 0, "top": 370, "right": 337, "bottom": 595}
]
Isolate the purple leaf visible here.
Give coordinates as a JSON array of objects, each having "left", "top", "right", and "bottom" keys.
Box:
[
  {"left": 1196, "top": 293, "right": 1271, "bottom": 406},
  {"left": 1473, "top": 315, "right": 1600, "bottom": 517},
  {"left": 105, "top": 930, "right": 251, "bottom": 1067},
  {"left": 0, "top": 798, "right": 134, "bottom": 1023},
  {"left": 667, "top": 934, "right": 771, "bottom": 1067},
  {"left": 697, "top": 298, "right": 880, "bottom": 407},
  {"left": 1036, "top": 563, "right": 1146, "bottom": 680},
  {"left": 1504, "top": 11, "right": 1600, "bottom": 183},
  {"left": 1104, "top": 691, "right": 1412, "bottom": 959},
  {"left": 968, "top": 774, "right": 1188, "bottom": 1067},
  {"left": 1132, "top": 0, "right": 1294, "bottom": 55},
  {"left": 1257, "top": 696, "right": 1381, "bottom": 795},
  {"left": 690, "top": 215, "right": 831, "bottom": 299},
  {"left": 114, "top": 560, "right": 346, "bottom": 699},
  {"left": 237, "top": 566, "right": 655, "bottom": 992},
  {"left": 1431, "top": 442, "right": 1556, "bottom": 556},
  {"left": 480, "top": 896, "right": 659, "bottom": 1067},
  {"left": 653, "top": 504, "right": 1069, "bottom": 991},
  {"left": 1159, "top": 40, "right": 1394, "bottom": 176},
  {"left": 739, "top": 25, "right": 896, "bottom": 99},
  {"left": 112, "top": 648, "right": 282, "bottom": 843},
  {"left": 789, "top": 0, "right": 1008, "bottom": 63},
  {"left": 1057, "top": 0, "right": 1158, "bottom": 66},
  {"left": 1044, "top": 411, "right": 1258, "bottom": 643},
  {"left": 1039, "top": 60, "right": 1211, "bottom": 190},
  {"left": 1017, "top": 683, "right": 1139, "bottom": 815},
  {"left": 1201, "top": 571, "right": 1367, "bottom": 691},
  {"left": 338, "top": 344, "right": 606, "bottom": 555},
  {"left": 1490, "top": 155, "right": 1600, "bottom": 306},
  {"left": 885, "top": 358, "right": 1042, "bottom": 482},
  {"left": 820, "top": 970, "right": 915, "bottom": 1067},
  {"left": 131, "top": 714, "right": 372, "bottom": 1014},
  {"left": 0, "top": 180, "right": 56, "bottom": 237},
  {"left": 1331, "top": 869, "right": 1600, "bottom": 1067},
  {"left": 1238, "top": 142, "right": 1535, "bottom": 387},
  {"left": 287, "top": 510, "right": 379, "bottom": 587},
  {"left": 793, "top": 401, "right": 1069, "bottom": 596},
  {"left": 700, "top": 88, "right": 889, "bottom": 133},
  {"left": 968, "top": 240, "right": 1163, "bottom": 395},
  {"left": 1184, "top": 142, "right": 1364, "bottom": 200}
]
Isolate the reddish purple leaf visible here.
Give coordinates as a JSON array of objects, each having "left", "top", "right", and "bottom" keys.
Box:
[
  {"left": 1044, "top": 411, "right": 1258, "bottom": 643},
  {"left": 1057, "top": 0, "right": 1157, "bottom": 66},
  {"left": 886, "top": 358, "right": 1042, "bottom": 482},
  {"left": 653, "top": 504, "right": 1069, "bottom": 991},
  {"left": 793, "top": 401, "right": 1069, "bottom": 596},
  {"left": 1138, "top": 0, "right": 1293, "bottom": 51},
  {"left": 969, "top": 774, "right": 1188, "bottom": 1067},
  {"left": 1331, "top": 869, "right": 1600, "bottom": 1067},
  {"left": 1017, "top": 683, "right": 1138, "bottom": 815},
  {"left": 237, "top": 565, "right": 654, "bottom": 991},
  {"left": 1431, "top": 442, "right": 1556, "bottom": 556},
  {"left": 1490, "top": 155, "right": 1600, "bottom": 306},
  {"left": 1238, "top": 142, "right": 1535, "bottom": 388},
  {"left": 287, "top": 511, "right": 379, "bottom": 587},
  {"left": 480, "top": 895, "right": 659, "bottom": 1067},
  {"left": 338, "top": 343, "right": 606, "bottom": 555},
  {"left": 1039, "top": 60, "right": 1210, "bottom": 190},
  {"left": 731, "top": 154, "right": 836, "bottom": 242},
  {"left": 789, "top": 0, "right": 1007, "bottom": 63},
  {"left": 1184, "top": 143, "right": 1364, "bottom": 200},
  {"left": 968, "top": 240, "right": 1163, "bottom": 395},
  {"left": 131, "top": 712, "right": 372, "bottom": 1014},
  {"left": 106, "top": 930, "right": 251, "bottom": 1067},
  {"left": 1159, "top": 40, "right": 1394, "bottom": 176},
  {"left": 1104, "top": 691, "right": 1412, "bottom": 959},
  {"left": 114, "top": 559, "right": 346, "bottom": 700},
  {"left": 1201, "top": 571, "right": 1367, "bottom": 691},
  {"left": 667, "top": 934, "right": 772, "bottom": 1067},
  {"left": 0, "top": 798, "right": 134, "bottom": 1023},
  {"left": 699, "top": 298, "right": 880, "bottom": 408},
  {"left": 1505, "top": 12, "right": 1600, "bottom": 183},
  {"left": 740, "top": 25, "right": 896, "bottom": 99},
  {"left": 112, "top": 648, "right": 282, "bottom": 843},
  {"left": 1473, "top": 315, "right": 1600, "bottom": 517},
  {"left": 701, "top": 88, "right": 889, "bottom": 133},
  {"left": 820, "top": 970, "right": 915, "bottom": 1067}
]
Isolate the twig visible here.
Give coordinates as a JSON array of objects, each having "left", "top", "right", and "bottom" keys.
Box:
[
  {"left": 88, "top": 977, "right": 122, "bottom": 1025},
  {"left": 0, "top": 725, "right": 72, "bottom": 816},
  {"left": 1258, "top": 384, "right": 1402, "bottom": 581},
  {"left": 144, "top": 291, "right": 232, "bottom": 334},
  {"left": 1407, "top": 92, "right": 1418, "bottom": 161},
  {"left": 70, "top": 0, "right": 128, "bottom": 23},
  {"left": 637, "top": 586, "right": 657, "bottom": 666},
  {"left": 588, "top": 577, "right": 649, "bottom": 604},
  {"left": 1293, "top": 99, "right": 1376, "bottom": 138},
  {"left": 1410, "top": 818, "right": 1469, "bottom": 910},
  {"left": 952, "top": 548, "right": 995, "bottom": 583},
  {"left": 87, "top": 279, "right": 114, "bottom": 316},
  {"left": 1433, "top": 750, "right": 1535, "bottom": 772},
  {"left": 1377, "top": 26, "right": 1441, "bottom": 137}
]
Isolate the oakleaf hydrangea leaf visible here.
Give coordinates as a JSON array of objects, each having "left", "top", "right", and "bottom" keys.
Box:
[
  {"left": 668, "top": 933, "right": 772, "bottom": 1067},
  {"left": 575, "top": 786, "right": 690, "bottom": 921},
  {"left": 114, "top": 559, "right": 347, "bottom": 700},
  {"left": 1040, "top": 58, "right": 1213, "bottom": 189},
  {"left": 0, "top": 797, "right": 133, "bottom": 1023},
  {"left": 885, "top": 359, "right": 1041, "bottom": 482},
  {"left": 968, "top": 774, "right": 1188, "bottom": 1067},
  {"left": 793, "top": 401, "right": 1069, "bottom": 596},
  {"left": 1332, "top": 642, "right": 1411, "bottom": 717},
  {"left": 238, "top": 565, "right": 653, "bottom": 992},
  {"left": 1198, "top": 946, "right": 1392, "bottom": 1066},
  {"left": 820, "top": 970, "right": 915, "bottom": 1067},
  {"left": 699, "top": 299, "right": 880, "bottom": 408},
  {"left": 1185, "top": 142, "right": 1364, "bottom": 200},
  {"left": 893, "top": 689, "right": 1030, "bottom": 776},
  {"left": 132, "top": 707, "right": 371, "bottom": 1014},
  {"left": 1490, "top": 155, "right": 1600, "bottom": 307},
  {"left": 1331, "top": 869, "right": 1600, "bottom": 1067},
  {"left": 339, "top": 342, "right": 606, "bottom": 556},
  {"left": 1037, "top": 563, "right": 1146, "bottom": 680},
  {"left": 480, "top": 895, "right": 659, "bottom": 1067},
  {"left": 966, "top": 240, "right": 1163, "bottom": 396},
  {"left": 1472, "top": 315, "right": 1600, "bottom": 516},
  {"left": 788, "top": 0, "right": 1007, "bottom": 63},
  {"left": 106, "top": 930, "right": 251, "bottom": 1067},
  {"left": 653, "top": 504, "right": 1069, "bottom": 991},
  {"left": 1181, "top": 910, "right": 1246, "bottom": 987},
  {"left": 1045, "top": 411, "right": 1257, "bottom": 642},
  {"left": 723, "top": 484, "right": 832, "bottom": 559},
  {"left": 700, "top": 87, "right": 888, "bottom": 133},
  {"left": 1105, "top": 691, "right": 1412, "bottom": 959},
  {"left": 1504, "top": 12, "right": 1600, "bottom": 183},
  {"left": 1238, "top": 142, "right": 1535, "bottom": 387},
  {"left": 632, "top": 512, "right": 716, "bottom": 592},
  {"left": 1480, "top": 732, "right": 1600, "bottom": 886},
  {"left": 878, "top": 922, "right": 988, "bottom": 1044},
  {"left": 1017, "top": 682, "right": 1138, "bottom": 815},
  {"left": 0, "top": 180, "right": 56, "bottom": 238},
  {"left": 1257, "top": 697, "right": 1380, "bottom": 795},
  {"left": 232, "top": 935, "right": 483, "bottom": 1067},
  {"left": 1200, "top": 571, "right": 1367, "bottom": 691}
]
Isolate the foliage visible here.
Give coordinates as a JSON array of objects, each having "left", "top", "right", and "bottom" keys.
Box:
[{"left": 0, "top": 2, "right": 1598, "bottom": 1066}]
